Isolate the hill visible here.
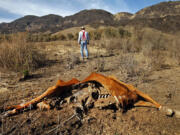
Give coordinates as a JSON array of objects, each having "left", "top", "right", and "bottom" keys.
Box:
[
  {"left": 62, "top": 9, "right": 114, "bottom": 29},
  {"left": 0, "top": 1, "right": 180, "bottom": 34},
  {"left": 133, "top": 1, "right": 180, "bottom": 19},
  {"left": 0, "top": 9, "right": 114, "bottom": 33},
  {"left": 119, "top": 14, "right": 180, "bottom": 34},
  {"left": 118, "top": 1, "right": 180, "bottom": 33},
  {"left": 114, "top": 12, "right": 133, "bottom": 21}
]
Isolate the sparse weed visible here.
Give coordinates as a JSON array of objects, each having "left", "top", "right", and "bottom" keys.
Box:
[
  {"left": 74, "top": 32, "right": 79, "bottom": 40},
  {"left": 58, "top": 34, "right": 67, "bottom": 40},
  {"left": 119, "top": 54, "right": 139, "bottom": 77},
  {"left": 95, "top": 58, "right": 105, "bottom": 72},
  {"left": 0, "top": 33, "right": 46, "bottom": 72},
  {"left": 104, "top": 27, "right": 118, "bottom": 38},
  {"left": 67, "top": 33, "right": 74, "bottom": 40},
  {"left": 66, "top": 51, "right": 80, "bottom": 69},
  {"left": 89, "top": 30, "right": 102, "bottom": 40},
  {"left": 118, "top": 27, "right": 131, "bottom": 38}
]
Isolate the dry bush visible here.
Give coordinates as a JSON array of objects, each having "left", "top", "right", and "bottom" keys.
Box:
[
  {"left": 118, "top": 27, "right": 131, "bottom": 38},
  {"left": 89, "top": 30, "right": 102, "bottom": 40},
  {"left": 86, "top": 57, "right": 105, "bottom": 73},
  {"left": 167, "top": 37, "right": 180, "bottom": 65},
  {"left": 99, "top": 38, "right": 133, "bottom": 55},
  {"left": 95, "top": 58, "right": 105, "bottom": 72},
  {"left": 57, "top": 34, "right": 67, "bottom": 40},
  {"left": 139, "top": 40, "right": 166, "bottom": 71},
  {"left": 104, "top": 27, "right": 118, "bottom": 38},
  {"left": 118, "top": 54, "right": 140, "bottom": 77},
  {"left": 139, "top": 29, "right": 180, "bottom": 70},
  {"left": 0, "top": 33, "right": 46, "bottom": 72},
  {"left": 66, "top": 51, "right": 80, "bottom": 69},
  {"left": 119, "top": 28, "right": 180, "bottom": 68},
  {"left": 114, "top": 52, "right": 154, "bottom": 84},
  {"left": 67, "top": 33, "right": 74, "bottom": 40},
  {"left": 74, "top": 32, "right": 79, "bottom": 40},
  {"left": 100, "top": 39, "right": 120, "bottom": 55},
  {"left": 50, "top": 35, "right": 58, "bottom": 41}
]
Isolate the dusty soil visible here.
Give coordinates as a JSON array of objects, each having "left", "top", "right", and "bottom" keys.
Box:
[{"left": 0, "top": 42, "right": 180, "bottom": 135}]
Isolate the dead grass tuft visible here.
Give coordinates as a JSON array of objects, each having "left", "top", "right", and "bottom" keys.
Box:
[{"left": 0, "top": 33, "right": 46, "bottom": 72}]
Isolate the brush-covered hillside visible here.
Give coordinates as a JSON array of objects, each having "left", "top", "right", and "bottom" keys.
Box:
[{"left": 0, "top": 1, "right": 180, "bottom": 34}]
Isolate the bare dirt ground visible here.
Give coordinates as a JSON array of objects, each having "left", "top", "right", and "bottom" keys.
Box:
[{"left": 0, "top": 42, "right": 180, "bottom": 135}]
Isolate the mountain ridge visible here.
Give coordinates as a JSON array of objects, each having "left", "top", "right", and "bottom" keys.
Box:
[{"left": 0, "top": 1, "right": 180, "bottom": 34}]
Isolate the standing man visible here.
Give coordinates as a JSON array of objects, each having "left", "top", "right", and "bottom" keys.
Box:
[{"left": 78, "top": 26, "right": 89, "bottom": 60}]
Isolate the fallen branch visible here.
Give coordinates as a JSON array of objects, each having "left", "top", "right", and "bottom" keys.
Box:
[
  {"left": 4, "top": 111, "right": 37, "bottom": 135},
  {"left": 46, "top": 113, "right": 78, "bottom": 135}
]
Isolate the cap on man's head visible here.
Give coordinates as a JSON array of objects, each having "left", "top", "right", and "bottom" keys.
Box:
[{"left": 81, "top": 26, "right": 85, "bottom": 30}]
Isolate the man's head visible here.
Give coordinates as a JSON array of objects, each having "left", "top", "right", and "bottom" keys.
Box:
[{"left": 81, "top": 26, "right": 85, "bottom": 30}]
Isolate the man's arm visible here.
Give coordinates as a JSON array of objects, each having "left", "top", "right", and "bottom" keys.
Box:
[
  {"left": 78, "top": 32, "right": 81, "bottom": 44},
  {"left": 86, "top": 32, "right": 89, "bottom": 44}
]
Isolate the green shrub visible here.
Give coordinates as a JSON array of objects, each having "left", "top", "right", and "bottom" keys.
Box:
[{"left": 23, "top": 69, "right": 29, "bottom": 78}]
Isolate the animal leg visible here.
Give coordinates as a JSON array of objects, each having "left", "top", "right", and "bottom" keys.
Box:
[
  {"left": 133, "top": 89, "right": 161, "bottom": 109},
  {"left": 134, "top": 101, "right": 157, "bottom": 108},
  {"left": 108, "top": 75, "right": 161, "bottom": 109},
  {"left": 5, "top": 78, "right": 79, "bottom": 116}
]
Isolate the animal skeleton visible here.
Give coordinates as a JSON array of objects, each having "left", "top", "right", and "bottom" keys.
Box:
[{"left": 3, "top": 72, "right": 180, "bottom": 118}]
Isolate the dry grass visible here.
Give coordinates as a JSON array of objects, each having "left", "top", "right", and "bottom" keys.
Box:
[
  {"left": 0, "top": 33, "right": 46, "bottom": 72},
  {"left": 87, "top": 27, "right": 180, "bottom": 82},
  {"left": 0, "top": 26, "right": 179, "bottom": 76},
  {"left": 67, "top": 52, "right": 81, "bottom": 69}
]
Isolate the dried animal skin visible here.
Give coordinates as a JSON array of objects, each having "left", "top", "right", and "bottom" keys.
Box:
[{"left": 4, "top": 72, "right": 179, "bottom": 118}]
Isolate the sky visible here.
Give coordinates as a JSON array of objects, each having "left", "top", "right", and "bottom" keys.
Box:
[{"left": 0, "top": 0, "right": 176, "bottom": 23}]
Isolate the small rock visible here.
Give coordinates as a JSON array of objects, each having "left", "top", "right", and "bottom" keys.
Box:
[{"left": 165, "top": 108, "right": 174, "bottom": 116}]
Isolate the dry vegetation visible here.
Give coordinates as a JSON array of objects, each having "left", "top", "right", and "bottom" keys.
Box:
[
  {"left": 0, "top": 26, "right": 180, "bottom": 83},
  {"left": 0, "top": 26, "right": 180, "bottom": 135},
  {"left": 0, "top": 33, "right": 46, "bottom": 72},
  {"left": 0, "top": 26, "right": 180, "bottom": 82}
]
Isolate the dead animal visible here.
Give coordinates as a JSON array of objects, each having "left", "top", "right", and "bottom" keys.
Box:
[{"left": 3, "top": 72, "right": 180, "bottom": 118}]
